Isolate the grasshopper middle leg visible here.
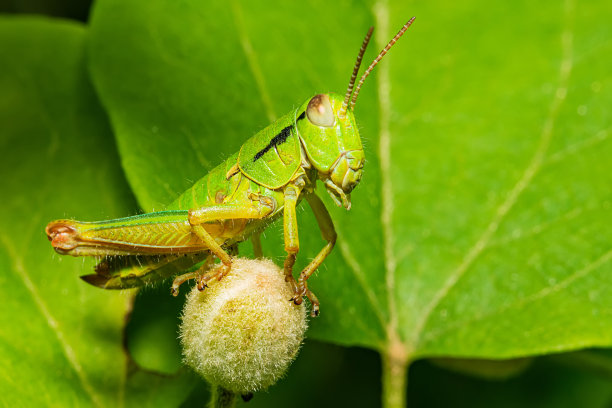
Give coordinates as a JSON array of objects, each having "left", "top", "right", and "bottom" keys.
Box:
[
  {"left": 171, "top": 254, "right": 214, "bottom": 295},
  {"left": 171, "top": 244, "right": 241, "bottom": 295}
]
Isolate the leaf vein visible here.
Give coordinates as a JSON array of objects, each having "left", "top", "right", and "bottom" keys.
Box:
[
  {"left": 420, "top": 247, "right": 612, "bottom": 346},
  {"left": 230, "top": 0, "right": 276, "bottom": 122},
  {"left": 410, "top": 0, "right": 575, "bottom": 349},
  {"left": 0, "top": 235, "right": 104, "bottom": 407},
  {"left": 545, "top": 127, "right": 610, "bottom": 165},
  {"left": 181, "top": 126, "right": 212, "bottom": 169},
  {"left": 337, "top": 239, "right": 386, "bottom": 332}
]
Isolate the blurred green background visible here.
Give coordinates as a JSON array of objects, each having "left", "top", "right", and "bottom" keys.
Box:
[{"left": 1, "top": 0, "right": 611, "bottom": 407}]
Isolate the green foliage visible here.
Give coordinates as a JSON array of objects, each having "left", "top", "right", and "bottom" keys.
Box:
[
  {"left": 1, "top": 0, "right": 611, "bottom": 406},
  {"left": 87, "top": 0, "right": 612, "bottom": 355},
  {"left": 0, "top": 17, "right": 198, "bottom": 406}
]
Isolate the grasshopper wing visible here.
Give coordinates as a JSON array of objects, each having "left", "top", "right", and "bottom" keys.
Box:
[{"left": 82, "top": 253, "right": 210, "bottom": 289}]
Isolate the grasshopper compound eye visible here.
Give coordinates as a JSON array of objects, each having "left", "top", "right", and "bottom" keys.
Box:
[{"left": 306, "top": 94, "right": 335, "bottom": 127}]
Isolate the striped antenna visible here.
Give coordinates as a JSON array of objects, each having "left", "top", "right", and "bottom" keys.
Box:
[
  {"left": 349, "top": 17, "right": 415, "bottom": 111},
  {"left": 338, "top": 27, "right": 374, "bottom": 119}
]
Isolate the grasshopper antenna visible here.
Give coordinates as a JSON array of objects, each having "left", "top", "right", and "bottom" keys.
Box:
[
  {"left": 339, "top": 26, "right": 374, "bottom": 119},
  {"left": 350, "top": 16, "right": 416, "bottom": 111}
]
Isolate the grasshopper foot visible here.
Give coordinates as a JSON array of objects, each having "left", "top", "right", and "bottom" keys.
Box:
[
  {"left": 196, "top": 262, "right": 232, "bottom": 292},
  {"left": 196, "top": 276, "right": 209, "bottom": 291},
  {"left": 290, "top": 283, "right": 320, "bottom": 317},
  {"left": 171, "top": 271, "right": 199, "bottom": 297}
]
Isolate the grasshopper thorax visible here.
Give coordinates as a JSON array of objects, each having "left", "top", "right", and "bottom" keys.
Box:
[{"left": 296, "top": 93, "right": 364, "bottom": 210}]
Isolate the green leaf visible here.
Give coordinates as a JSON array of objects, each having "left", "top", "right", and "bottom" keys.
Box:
[
  {"left": 0, "top": 16, "right": 198, "bottom": 406},
  {"left": 89, "top": 0, "right": 612, "bottom": 362}
]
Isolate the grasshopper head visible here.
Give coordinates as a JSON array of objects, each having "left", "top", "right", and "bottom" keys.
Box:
[
  {"left": 296, "top": 93, "right": 364, "bottom": 210},
  {"left": 296, "top": 18, "right": 415, "bottom": 210}
]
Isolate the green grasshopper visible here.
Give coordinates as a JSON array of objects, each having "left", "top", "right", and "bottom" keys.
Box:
[{"left": 46, "top": 18, "right": 415, "bottom": 316}]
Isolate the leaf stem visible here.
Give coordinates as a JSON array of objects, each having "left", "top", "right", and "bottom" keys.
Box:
[
  {"left": 208, "top": 386, "right": 236, "bottom": 408},
  {"left": 382, "top": 345, "right": 410, "bottom": 408}
]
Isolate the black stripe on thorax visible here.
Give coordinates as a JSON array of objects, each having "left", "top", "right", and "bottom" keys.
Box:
[{"left": 253, "top": 111, "right": 306, "bottom": 162}]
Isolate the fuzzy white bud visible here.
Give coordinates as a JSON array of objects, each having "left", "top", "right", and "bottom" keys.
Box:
[{"left": 179, "top": 258, "right": 307, "bottom": 394}]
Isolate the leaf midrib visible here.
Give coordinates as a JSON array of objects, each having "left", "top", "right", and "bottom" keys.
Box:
[{"left": 373, "top": 0, "right": 407, "bottom": 358}]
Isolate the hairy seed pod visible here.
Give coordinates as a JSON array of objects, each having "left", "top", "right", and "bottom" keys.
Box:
[{"left": 179, "top": 258, "right": 307, "bottom": 394}]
